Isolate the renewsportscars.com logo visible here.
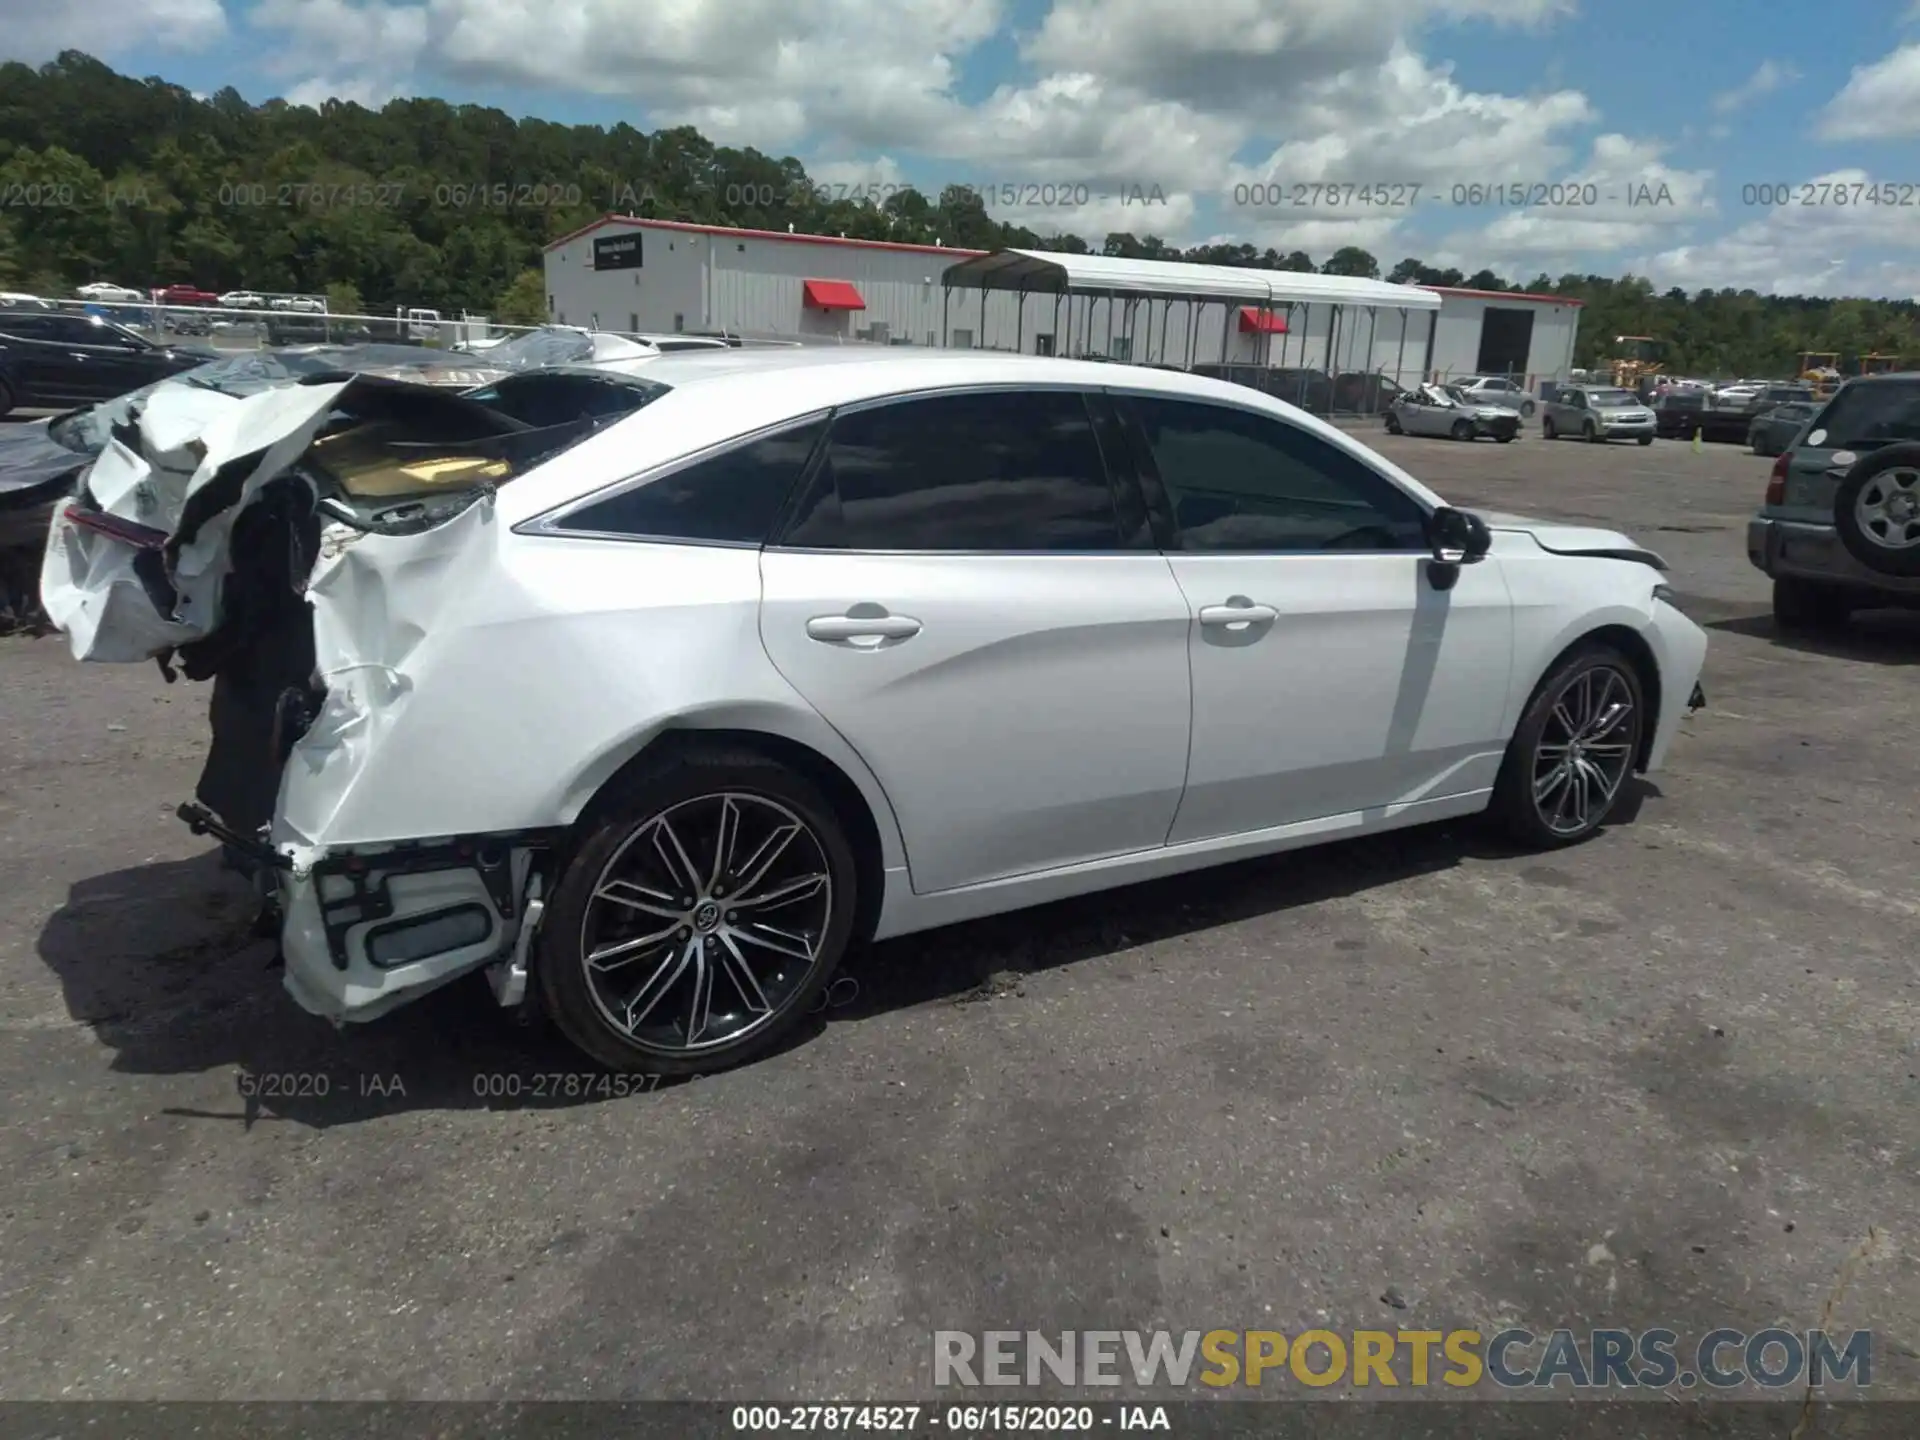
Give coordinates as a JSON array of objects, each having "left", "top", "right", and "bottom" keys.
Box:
[{"left": 933, "top": 1328, "right": 1873, "bottom": 1391}]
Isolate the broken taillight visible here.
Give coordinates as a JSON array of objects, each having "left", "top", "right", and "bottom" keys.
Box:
[{"left": 1765, "top": 451, "right": 1790, "bottom": 507}]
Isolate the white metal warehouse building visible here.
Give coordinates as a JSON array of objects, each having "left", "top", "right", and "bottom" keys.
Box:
[{"left": 542, "top": 216, "right": 1583, "bottom": 396}]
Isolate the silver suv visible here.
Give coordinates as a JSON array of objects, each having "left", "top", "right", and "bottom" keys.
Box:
[
  {"left": 1747, "top": 373, "right": 1920, "bottom": 629},
  {"left": 1541, "top": 386, "right": 1656, "bottom": 444}
]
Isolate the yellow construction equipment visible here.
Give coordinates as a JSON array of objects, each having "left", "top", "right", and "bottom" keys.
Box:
[
  {"left": 1799, "top": 352, "right": 1842, "bottom": 397},
  {"left": 1858, "top": 353, "right": 1906, "bottom": 375},
  {"left": 1607, "top": 336, "right": 1665, "bottom": 389}
]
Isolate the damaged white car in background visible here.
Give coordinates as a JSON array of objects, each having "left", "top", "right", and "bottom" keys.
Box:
[{"left": 42, "top": 349, "right": 1710, "bottom": 1078}]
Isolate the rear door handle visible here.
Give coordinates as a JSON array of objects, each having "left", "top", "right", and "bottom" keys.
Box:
[
  {"left": 1198, "top": 602, "right": 1278, "bottom": 627},
  {"left": 806, "top": 613, "right": 922, "bottom": 642}
]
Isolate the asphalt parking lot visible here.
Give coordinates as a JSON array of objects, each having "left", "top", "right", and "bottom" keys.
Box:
[{"left": 0, "top": 426, "right": 1915, "bottom": 1405}]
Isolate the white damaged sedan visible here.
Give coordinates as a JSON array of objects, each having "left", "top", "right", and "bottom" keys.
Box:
[{"left": 42, "top": 350, "right": 1708, "bottom": 1074}]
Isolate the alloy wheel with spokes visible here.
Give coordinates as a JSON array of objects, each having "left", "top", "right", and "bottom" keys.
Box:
[
  {"left": 1491, "top": 646, "right": 1646, "bottom": 848},
  {"left": 581, "top": 792, "right": 832, "bottom": 1056},
  {"left": 1529, "top": 665, "right": 1638, "bottom": 838},
  {"left": 1851, "top": 465, "right": 1920, "bottom": 555},
  {"left": 539, "top": 753, "right": 856, "bottom": 1074}
]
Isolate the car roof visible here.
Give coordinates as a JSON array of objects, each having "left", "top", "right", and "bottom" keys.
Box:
[{"left": 495, "top": 348, "right": 1451, "bottom": 525}]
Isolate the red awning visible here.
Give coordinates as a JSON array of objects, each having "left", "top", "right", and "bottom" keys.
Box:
[
  {"left": 1237, "top": 307, "right": 1288, "bottom": 334},
  {"left": 803, "top": 278, "right": 866, "bottom": 311}
]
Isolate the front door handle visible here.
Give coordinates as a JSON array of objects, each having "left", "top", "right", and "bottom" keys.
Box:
[
  {"left": 806, "top": 613, "right": 922, "bottom": 642},
  {"left": 1198, "top": 601, "right": 1278, "bottom": 627}
]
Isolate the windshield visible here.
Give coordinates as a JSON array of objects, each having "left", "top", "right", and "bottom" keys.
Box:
[
  {"left": 1807, "top": 381, "right": 1920, "bottom": 449},
  {"left": 1586, "top": 389, "right": 1636, "bottom": 406}
]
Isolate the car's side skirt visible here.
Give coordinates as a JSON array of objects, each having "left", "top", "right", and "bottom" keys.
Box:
[{"left": 872, "top": 788, "right": 1491, "bottom": 941}]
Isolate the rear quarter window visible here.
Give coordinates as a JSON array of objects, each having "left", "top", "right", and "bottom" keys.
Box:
[{"left": 1809, "top": 381, "right": 1920, "bottom": 448}]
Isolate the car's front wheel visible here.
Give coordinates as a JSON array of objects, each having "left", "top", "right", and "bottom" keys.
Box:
[
  {"left": 1637, "top": 434, "right": 1653, "bottom": 446},
  {"left": 1542, "top": 415, "right": 1557, "bottom": 440},
  {"left": 1383, "top": 412, "right": 1402, "bottom": 434},
  {"left": 1585, "top": 420, "right": 1603, "bottom": 443},
  {"left": 1451, "top": 419, "right": 1474, "bottom": 441},
  {"left": 539, "top": 748, "right": 858, "bottom": 1075},
  {"left": 1490, "top": 645, "right": 1646, "bottom": 848}
]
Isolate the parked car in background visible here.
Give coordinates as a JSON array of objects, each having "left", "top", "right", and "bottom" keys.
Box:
[
  {"left": 1653, "top": 388, "right": 1708, "bottom": 440},
  {"left": 219, "top": 291, "right": 266, "bottom": 309},
  {"left": 1703, "top": 382, "right": 1817, "bottom": 443},
  {"left": 1541, "top": 386, "right": 1656, "bottom": 444},
  {"left": 1, "top": 292, "right": 54, "bottom": 310},
  {"left": 155, "top": 284, "right": 220, "bottom": 307},
  {"left": 1748, "top": 372, "right": 1920, "bottom": 627},
  {"left": 1748, "top": 401, "right": 1819, "bottom": 457},
  {"left": 0, "top": 311, "right": 215, "bottom": 415},
  {"left": 42, "top": 348, "right": 1708, "bottom": 1075},
  {"left": 1453, "top": 374, "right": 1537, "bottom": 418},
  {"left": 1385, "top": 383, "right": 1520, "bottom": 441},
  {"left": 75, "top": 281, "right": 145, "bottom": 303},
  {"left": 1333, "top": 372, "right": 1410, "bottom": 415},
  {"left": 268, "top": 295, "right": 328, "bottom": 314}
]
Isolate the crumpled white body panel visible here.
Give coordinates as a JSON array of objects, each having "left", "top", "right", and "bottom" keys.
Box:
[{"left": 39, "top": 380, "right": 349, "bottom": 663}]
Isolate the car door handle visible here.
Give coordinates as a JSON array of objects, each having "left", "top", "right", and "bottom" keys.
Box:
[
  {"left": 1198, "top": 602, "right": 1278, "bottom": 627},
  {"left": 806, "top": 613, "right": 922, "bottom": 642}
]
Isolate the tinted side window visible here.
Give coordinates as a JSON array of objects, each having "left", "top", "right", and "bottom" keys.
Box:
[
  {"left": 0, "top": 316, "right": 50, "bottom": 341},
  {"left": 1813, "top": 382, "right": 1920, "bottom": 448},
  {"left": 780, "top": 390, "right": 1121, "bottom": 551},
  {"left": 561, "top": 418, "right": 824, "bottom": 544},
  {"left": 1128, "top": 397, "right": 1428, "bottom": 553}
]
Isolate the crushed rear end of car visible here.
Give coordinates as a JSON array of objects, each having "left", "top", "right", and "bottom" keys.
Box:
[{"left": 40, "top": 367, "right": 668, "bottom": 1021}]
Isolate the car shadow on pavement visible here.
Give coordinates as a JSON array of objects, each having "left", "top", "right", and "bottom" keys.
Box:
[
  {"left": 1707, "top": 608, "right": 1920, "bottom": 665},
  {"left": 834, "top": 803, "right": 1651, "bottom": 1021},
  {"left": 36, "top": 802, "right": 1657, "bottom": 1129}
]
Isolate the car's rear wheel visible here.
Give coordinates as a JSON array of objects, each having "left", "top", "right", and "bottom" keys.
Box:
[
  {"left": 1542, "top": 415, "right": 1557, "bottom": 440},
  {"left": 1771, "top": 576, "right": 1854, "bottom": 632},
  {"left": 538, "top": 748, "right": 858, "bottom": 1075},
  {"left": 1832, "top": 443, "right": 1920, "bottom": 578},
  {"left": 1450, "top": 419, "right": 1474, "bottom": 441},
  {"left": 1490, "top": 645, "right": 1646, "bottom": 848},
  {"left": 1519, "top": 400, "right": 1536, "bottom": 419},
  {"left": 1495, "top": 432, "right": 1514, "bottom": 443}
]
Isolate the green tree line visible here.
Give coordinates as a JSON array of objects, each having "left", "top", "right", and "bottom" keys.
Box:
[{"left": 2, "top": 51, "right": 1915, "bottom": 376}]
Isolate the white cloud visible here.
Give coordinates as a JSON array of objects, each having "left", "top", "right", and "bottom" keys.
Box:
[
  {"left": 1635, "top": 169, "right": 1920, "bottom": 298},
  {"left": 1816, "top": 43, "right": 1920, "bottom": 139},
  {"left": 0, "top": 0, "right": 226, "bottom": 61},
  {"left": 1712, "top": 60, "right": 1799, "bottom": 115},
  {"left": 1430, "top": 133, "right": 1717, "bottom": 278},
  {"left": 249, "top": 0, "right": 426, "bottom": 106}
]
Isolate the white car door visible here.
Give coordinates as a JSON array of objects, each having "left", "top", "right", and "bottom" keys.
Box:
[
  {"left": 1114, "top": 393, "right": 1515, "bottom": 844},
  {"left": 757, "top": 387, "right": 1194, "bottom": 894}
]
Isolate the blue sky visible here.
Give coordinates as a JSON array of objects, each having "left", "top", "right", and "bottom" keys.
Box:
[{"left": 5, "top": 0, "right": 1919, "bottom": 296}]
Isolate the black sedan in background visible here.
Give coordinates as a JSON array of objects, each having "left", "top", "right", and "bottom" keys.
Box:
[
  {"left": 1653, "top": 388, "right": 1708, "bottom": 439},
  {"left": 0, "top": 311, "right": 215, "bottom": 416},
  {"left": 1748, "top": 400, "right": 1819, "bottom": 457}
]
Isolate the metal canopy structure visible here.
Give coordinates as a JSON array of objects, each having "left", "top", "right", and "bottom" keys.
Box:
[{"left": 936, "top": 249, "right": 1440, "bottom": 396}]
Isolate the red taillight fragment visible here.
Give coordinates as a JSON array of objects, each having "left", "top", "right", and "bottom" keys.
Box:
[
  {"left": 1765, "top": 451, "right": 1790, "bottom": 507},
  {"left": 63, "top": 504, "right": 169, "bottom": 550}
]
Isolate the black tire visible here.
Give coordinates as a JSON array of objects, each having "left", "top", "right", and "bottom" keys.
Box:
[
  {"left": 1519, "top": 400, "right": 1536, "bottom": 419},
  {"left": 1771, "top": 576, "right": 1854, "bottom": 632},
  {"left": 1495, "top": 433, "right": 1514, "bottom": 443},
  {"left": 1585, "top": 420, "right": 1603, "bottom": 443},
  {"left": 0, "top": 376, "right": 13, "bottom": 419},
  {"left": 1489, "top": 644, "right": 1646, "bottom": 849},
  {"left": 1451, "top": 418, "right": 1474, "bottom": 441},
  {"left": 537, "top": 746, "right": 859, "bottom": 1075},
  {"left": 1637, "top": 434, "right": 1653, "bottom": 446},
  {"left": 1542, "top": 415, "right": 1557, "bottom": 440},
  {"left": 1383, "top": 412, "right": 1402, "bottom": 435},
  {"left": 1832, "top": 442, "right": 1920, "bottom": 578}
]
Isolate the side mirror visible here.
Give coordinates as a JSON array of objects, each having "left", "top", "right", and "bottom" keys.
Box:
[{"left": 1428, "top": 507, "right": 1491, "bottom": 560}]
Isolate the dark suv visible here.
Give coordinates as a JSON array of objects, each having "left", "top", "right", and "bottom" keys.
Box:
[
  {"left": 1653, "top": 388, "right": 1708, "bottom": 439},
  {"left": 1747, "top": 373, "right": 1920, "bottom": 628}
]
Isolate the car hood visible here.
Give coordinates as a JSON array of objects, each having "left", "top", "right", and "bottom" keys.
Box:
[
  {"left": 0, "top": 418, "right": 91, "bottom": 504},
  {"left": 1479, "top": 511, "right": 1667, "bottom": 569}
]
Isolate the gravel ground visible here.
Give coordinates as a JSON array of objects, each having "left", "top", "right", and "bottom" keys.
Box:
[{"left": 0, "top": 425, "right": 1914, "bottom": 1407}]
